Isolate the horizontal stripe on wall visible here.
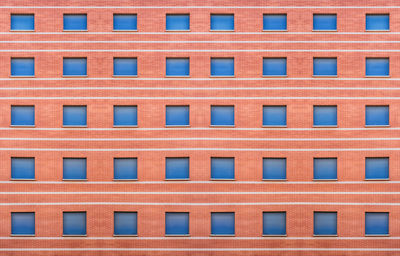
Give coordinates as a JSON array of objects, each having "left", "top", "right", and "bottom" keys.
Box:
[
  {"left": 2, "top": 49, "right": 400, "bottom": 52},
  {"left": 0, "top": 96, "right": 398, "bottom": 99},
  {"left": 0, "top": 192, "right": 399, "bottom": 195},
  {"left": 1, "top": 87, "right": 400, "bottom": 90},
  {"left": 1, "top": 6, "right": 400, "bottom": 9}
]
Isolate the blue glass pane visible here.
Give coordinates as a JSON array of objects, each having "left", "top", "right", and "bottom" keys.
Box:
[
  {"left": 11, "top": 14, "right": 34, "bottom": 31},
  {"left": 11, "top": 158, "right": 35, "bottom": 180},
  {"left": 366, "top": 14, "right": 389, "bottom": 31},
  {"left": 313, "top": 58, "right": 337, "bottom": 76},
  {"left": 365, "top": 212, "right": 389, "bottom": 235},
  {"left": 365, "top": 106, "right": 389, "bottom": 126},
  {"left": 114, "top": 212, "right": 137, "bottom": 235},
  {"left": 263, "top": 212, "right": 286, "bottom": 235},
  {"left": 114, "top": 58, "right": 137, "bottom": 76},
  {"left": 63, "top": 58, "right": 87, "bottom": 76},
  {"left": 314, "top": 212, "right": 337, "bottom": 235},
  {"left": 113, "top": 14, "right": 137, "bottom": 30},
  {"left": 211, "top": 157, "right": 234, "bottom": 179},
  {"left": 366, "top": 158, "right": 389, "bottom": 180},
  {"left": 166, "top": 158, "right": 189, "bottom": 180},
  {"left": 211, "top": 58, "right": 234, "bottom": 76},
  {"left": 314, "top": 158, "right": 337, "bottom": 180},
  {"left": 63, "top": 212, "right": 86, "bottom": 235},
  {"left": 263, "top": 158, "right": 286, "bottom": 180},
  {"left": 11, "top": 58, "right": 34, "bottom": 76},
  {"left": 263, "top": 58, "right": 287, "bottom": 76},
  {"left": 166, "top": 58, "right": 189, "bottom": 76},
  {"left": 11, "top": 106, "right": 34, "bottom": 126},
  {"left": 165, "top": 212, "right": 189, "bottom": 235},
  {"left": 313, "top": 14, "right": 337, "bottom": 30},
  {"left": 263, "top": 106, "right": 286, "bottom": 126},
  {"left": 366, "top": 58, "right": 389, "bottom": 76},
  {"left": 211, "top": 106, "right": 234, "bottom": 126},
  {"left": 263, "top": 14, "right": 287, "bottom": 30},
  {"left": 166, "top": 14, "right": 190, "bottom": 31},
  {"left": 313, "top": 106, "right": 337, "bottom": 126},
  {"left": 63, "top": 158, "right": 86, "bottom": 180},
  {"left": 63, "top": 106, "right": 87, "bottom": 126},
  {"left": 11, "top": 212, "right": 35, "bottom": 235},
  {"left": 210, "top": 14, "right": 234, "bottom": 31},
  {"left": 211, "top": 212, "right": 235, "bottom": 235},
  {"left": 166, "top": 106, "right": 189, "bottom": 126},
  {"left": 63, "top": 14, "right": 87, "bottom": 30},
  {"left": 114, "top": 106, "right": 137, "bottom": 126},
  {"left": 114, "top": 158, "right": 137, "bottom": 180}
]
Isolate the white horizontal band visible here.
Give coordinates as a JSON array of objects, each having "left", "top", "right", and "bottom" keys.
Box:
[
  {"left": 0, "top": 96, "right": 397, "bottom": 99},
  {"left": 1, "top": 49, "right": 400, "bottom": 52},
  {"left": 1, "top": 192, "right": 399, "bottom": 195}
]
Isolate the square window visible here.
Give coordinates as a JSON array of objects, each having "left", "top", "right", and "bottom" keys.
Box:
[
  {"left": 211, "top": 106, "right": 234, "bottom": 126},
  {"left": 166, "top": 157, "right": 189, "bottom": 180},
  {"left": 165, "top": 212, "right": 189, "bottom": 235},
  {"left": 211, "top": 58, "right": 234, "bottom": 77},
  {"left": 313, "top": 106, "right": 337, "bottom": 126},
  {"left": 366, "top": 14, "right": 389, "bottom": 31},
  {"left": 114, "top": 212, "right": 137, "bottom": 235},
  {"left": 11, "top": 212, "right": 35, "bottom": 235},
  {"left": 11, "top": 106, "right": 34, "bottom": 126},
  {"left": 365, "top": 212, "right": 389, "bottom": 235},
  {"left": 166, "top": 58, "right": 189, "bottom": 77},
  {"left": 63, "top": 212, "right": 86, "bottom": 235},
  {"left": 63, "top": 58, "right": 87, "bottom": 76},
  {"left": 263, "top": 14, "right": 287, "bottom": 31},
  {"left": 113, "top": 14, "right": 137, "bottom": 31},
  {"left": 114, "top": 106, "right": 137, "bottom": 126},
  {"left": 263, "top": 106, "right": 286, "bottom": 126},
  {"left": 365, "top": 106, "right": 389, "bottom": 126},
  {"left": 263, "top": 212, "right": 286, "bottom": 235},
  {"left": 313, "top": 58, "right": 337, "bottom": 76},
  {"left": 211, "top": 157, "right": 234, "bottom": 180},
  {"left": 113, "top": 58, "right": 137, "bottom": 76},
  {"left": 210, "top": 14, "right": 234, "bottom": 31},
  {"left": 263, "top": 58, "right": 287, "bottom": 76},
  {"left": 313, "top": 14, "right": 337, "bottom": 31},
  {"left": 314, "top": 158, "right": 337, "bottom": 180},
  {"left": 11, "top": 58, "right": 34, "bottom": 77},
  {"left": 211, "top": 212, "right": 235, "bottom": 235},
  {"left": 263, "top": 158, "right": 286, "bottom": 180},
  {"left": 11, "top": 157, "right": 35, "bottom": 180},
  {"left": 365, "top": 157, "right": 389, "bottom": 180},
  {"left": 166, "top": 14, "right": 190, "bottom": 31},
  {"left": 114, "top": 158, "right": 137, "bottom": 180},
  {"left": 166, "top": 106, "right": 189, "bottom": 126},
  {"left": 63, "top": 158, "right": 87, "bottom": 180},
  {"left": 366, "top": 58, "right": 389, "bottom": 77},
  {"left": 11, "top": 14, "right": 34, "bottom": 31},
  {"left": 314, "top": 212, "right": 337, "bottom": 236},
  {"left": 63, "top": 14, "right": 87, "bottom": 31},
  {"left": 63, "top": 106, "right": 87, "bottom": 126}
]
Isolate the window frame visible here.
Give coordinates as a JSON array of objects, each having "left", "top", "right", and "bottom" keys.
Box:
[
  {"left": 210, "top": 157, "right": 235, "bottom": 180},
  {"left": 166, "top": 14, "right": 190, "bottom": 31},
  {"left": 210, "top": 14, "right": 234, "bottom": 31},
  {"left": 312, "top": 14, "right": 337, "bottom": 31},
  {"left": 10, "top": 14, "right": 35, "bottom": 31},
  {"left": 11, "top": 212, "right": 35, "bottom": 236},
  {"left": 210, "top": 57, "right": 235, "bottom": 77},
  {"left": 113, "top": 14, "right": 138, "bottom": 32},
  {"left": 313, "top": 157, "right": 338, "bottom": 181},
  {"left": 262, "top": 57, "right": 287, "bottom": 77},
  {"left": 114, "top": 211, "right": 138, "bottom": 236},
  {"left": 113, "top": 105, "right": 138, "bottom": 127},
  {"left": 11, "top": 157, "right": 35, "bottom": 181},
  {"left": 365, "top": 212, "right": 389, "bottom": 236},
  {"left": 113, "top": 157, "right": 138, "bottom": 181},
  {"left": 62, "top": 211, "right": 87, "bottom": 236},
  {"left": 62, "top": 157, "right": 87, "bottom": 181},
  {"left": 113, "top": 57, "right": 138, "bottom": 77},
  {"left": 165, "top": 157, "right": 190, "bottom": 180},
  {"left": 63, "top": 14, "right": 87, "bottom": 31},
  {"left": 313, "top": 57, "right": 338, "bottom": 77},
  {"left": 165, "top": 212, "right": 190, "bottom": 236},
  {"left": 365, "top": 105, "right": 389, "bottom": 127},
  {"left": 11, "top": 105, "right": 35, "bottom": 127},
  {"left": 62, "top": 105, "right": 87, "bottom": 127},
  {"left": 262, "top": 158, "right": 287, "bottom": 181},
  {"left": 10, "top": 57, "right": 35, "bottom": 77},
  {"left": 262, "top": 105, "right": 287, "bottom": 127},
  {"left": 210, "top": 212, "right": 235, "bottom": 236},
  {"left": 365, "top": 157, "right": 389, "bottom": 181},
  {"left": 165, "top": 57, "right": 190, "bottom": 77},
  {"left": 165, "top": 105, "right": 190, "bottom": 127},
  {"left": 210, "top": 105, "right": 235, "bottom": 127},
  {"left": 313, "top": 211, "right": 338, "bottom": 236},
  {"left": 63, "top": 57, "right": 87, "bottom": 77},
  {"left": 313, "top": 105, "right": 338, "bottom": 127},
  {"left": 366, "top": 14, "right": 390, "bottom": 32},
  {"left": 262, "top": 211, "right": 287, "bottom": 236},
  {"left": 365, "top": 57, "right": 390, "bottom": 77},
  {"left": 262, "top": 14, "right": 287, "bottom": 31}
]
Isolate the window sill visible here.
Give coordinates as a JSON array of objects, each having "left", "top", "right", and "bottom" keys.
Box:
[
  {"left": 313, "top": 125, "right": 338, "bottom": 128},
  {"left": 62, "top": 234, "right": 87, "bottom": 237},
  {"left": 165, "top": 76, "right": 190, "bottom": 78},
  {"left": 262, "top": 179, "right": 287, "bottom": 181},
  {"left": 63, "top": 30, "right": 88, "bottom": 32},
  {"left": 210, "top": 179, "right": 235, "bottom": 181},
  {"left": 365, "top": 179, "right": 389, "bottom": 181},
  {"left": 10, "top": 125, "right": 35, "bottom": 128},
  {"left": 312, "top": 30, "right": 338, "bottom": 32},
  {"left": 210, "top": 234, "right": 235, "bottom": 237},
  {"left": 263, "top": 75, "right": 287, "bottom": 78},
  {"left": 365, "top": 30, "right": 390, "bottom": 32},
  {"left": 365, "top": 125, "right": 390, "bottom": 128},
  {"left": 11, "top": 234, "right": 35, "bottom": 237},
  {"left": 313, "top": 179, "right": 338, "bottom": 181},
  {"left": 165, "top": 125, "right": 190, "bottom": 128},
  {"left": 210, "top": 76, "right": 235, "bottom": 78},
  {"left": 365, "top": 234, "right": 389, "bottom": 237},
  {"left": 62, "top": 179, "right": 88, "bottom": 181},
  {"left": 262, "top": 234, "right": 287, "bottom": 237},
  {"left": 113, "top": 179, "right": 138, "bottom": 181},
  {"left": 113, "top": 125, "right": 138, "bottom": 128},
  {"left": 262, "top": 30, "right": 287, "bottom": 32},
  {"left": 210, "top": 125, "right": 235, "bottom": 128},
  {"left": 165, "top": 30, "right": 191, "bottom": 32},
  {"left": 63, "top": 75, "right": 88, "bottom": 78},
  {"left": 165, "top": 234, "right": 190, "bottom": 237},
  {"left": 365, "top": 76, "right": 390, "bottom": 78},
  {"left": 113, "top": 234, "right": 138, "bottom": 237},
  {"left": 313, "top": 234, "right": 338, "bottom": 237},
  {"left": 10, "top": 76, "right": 35, "bottom": 78},
  {"left": 313, "top": 75, "right": 338, "bottom": 78},
  {"left": 262, "top": 125, "right": 287, "bottom": 128},
  {"left": 113, "top": 75, "right": 138, "bottom": 78},
  {"left": 209, "top": 30, "right": 235, "bottom": 32},
  {"left": 62, "top": 125, "right": 88, "bottom": 128},
  {"left": 11, "top": 179, "right": 36, "bottom": 181},
  {"left": 10, "top": 30, "right": 35, "bottom": 32},
  {"left": 165, "top": 179, "right": 190, "bottom": 181},
  {"left": 112, "top": 30, "right": 138, "bottom": 32}
]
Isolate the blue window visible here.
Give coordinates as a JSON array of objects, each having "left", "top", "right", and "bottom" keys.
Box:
[
  {"left": 314, "top": 212, "right": 337, "bottom": 236},
  {"left": 11, "top": 58, "right": 34, "bottom": 77},
  {"left": 113, "top": 14, "right": 137, "bottom": 31},
  {"left": 166, "top": 157, "right": 189, "bottom": 180},
  {"left": 365, "top": 212, "right": 389, "bottom": 235},
  {"left": 63, "top": 158, "right": 87, "bottom": 180},
  {"left": 263, "top": 58, "right": 287, "bottom": 76},
  {"left": 263, "top": 106, "right": 286, "bottom": 126},
  {"left": 165, "top": 212, "right": 189, "bottom": 235},
  {"left": 263, "top": 14, "right": 287, "bottom": 31},
  {"left": 366, "top": 14, "right": 389, "bottom": 31},
  {"left": 63, "top": 58, "right": 87, "bottom": 76},
  {"left": 211, "top": 58, "right": 234, "bottom": 77},
  {"left": 166, "top": 14, "right": 190, "bottom": 31},
  {"left": 313, "top": 58, "right": 337, "bottom": 76},
  {"left": 366, "top": 58, "right": 389, "bottom": 77},
  {"left": 211, "top": 106, "right": 234, "bottom": 126},
  {"left": 11, "top": 106, "right": 34, "bottom": 126},
  {"left": 11, "top": 157, "right": 35, "bottom": 180},
  {"left": 210, "top": 14, "right": 234, "bottom": 31},
  {"left": 365, "top": 106, "right": 389, "bottom": 126},
  {"left": 314, "top": 158, "right": 337, "bottom": 180},
  {"left": 313, "top": 106, "right": 337, "bottom": 126},
  {"left": 166, "top": 106, "right": 189, "bottom": 126},
  {"left": 63, "top": 106, "right": 87, "bottom": 126},
  {"left": 11, "top": 14, "right": 34, "bottom": 31},
  {"left": 63, "top": 212, "right": 86, "bottom": 235},
  {"left": 211, "top": 212, "right": 235, "bottom": 235},
  {"left": 211, "top": 157, "right": 234, "bottom": 180},
  {"left": 313, "top": 14, "right": 337, "bottom": 31},
  {"left": 113, "top": 58, "right": 137, "bottom": 76},
  {"left": 114, "top": 106, "right": 137, "bottom": 126},
  {"left": 63, "top": 14, "right": 87, "bottom": 31},
  {"left": 263, "top": 158, "right": 286, "bottom": 180},
  {"left": 365, "top": 157, "right": 389, "bottom": 180},
  {"left": 263, "top": 212, "right": 286, "bottom": 235},
  {"left": 11, "top": 212, "right": 35, "bottom": 235},
  {"left": 166, "top": 58, "right": 189, "bottom": 77},
  {"left": 114, "top": 158, "right": 137, "bottom": 180},
  {"left": 114, "top": 212, "right": 137, "bottom": 235}
]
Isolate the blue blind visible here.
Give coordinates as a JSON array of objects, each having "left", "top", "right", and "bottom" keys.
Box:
[
  {"left": 263, "top": 106, "right": 286, "bottom": 126},
  {"left": 263, "top": 212, "right": 286, "bottom": 235},
  {"left": 211, "top": 212, "right": 235, "bottom": 235},
  {"left": 11, "top": 14, "right": 34, "bottom": 31},
  {"left": 211, "top": 157, "right": 234, "bottom": 179},
  {"left": 314, "top": 158, "right": 337, "bottom": 180},
  {"left": 63, "top": 212, "right": 86, "bottom": 235},
  {"left": 165, "top": 212, "right": 189, "bottom": 235},
  {"left": 11, "top": 58, "right": 34, "bottom": 76},
  {"left": 113, "top": 14, "right": 137, "bottom": 31},
  {"left": 114, "top": 106, "right": 137, "bottom": 126},
  {"left": 313, "top": 58, "right": 337, "bottom": 76},
  {"left": 210, "top": 14, "right": 234, "bottom": 31},
  {"left": 114, "top": 212, "right": 137, "bottom": 235},
  {"left": 63, "top": 106, "right": 87, "bottom": 126},
  {"left": 366, "top": 14, "right": 389, "bottom": 31},
  {"left": 211, "top": 58, "right": 234, "bottom": 76},
  {"left": 166, "top": 58, "right": 189, "bottom": 76},
  {"left": 365, "top": 157, "right": 389, "bottom": 180},
  {"left": 314, "top": 212, "right": 337, "bottom": 235},
  {"left": 365, "top": 106, "right": 389, "bottom": 126},
  {"left": 313, "top": 14, "right": 337, "bottom": 30},
  {"left": 63, "top": 158, "right": 87, "bottom": 180},
  {"left": 263, "top": 14, "right": 287, "bottom": 30},
  {"left": 11, "top": 212, "right": 35, "bottom": 235},
  {"left": 63, "top": 14, "right": 87, "bottom": 30},
  {"left": 114, "top": 158, "right": 137, "bottom": 180},
  {"left": 263, "top": 158, "right": 286, "bottom": 180},
  {"left": 166, "top": 14, "right": 190, "bottom": 31},
  {"left": 366, "top": 58, "right": 389, "bottom": 76},
  {"left": 63, "top": 58, "right": 87, "bottom": 76},
  {"left": 313, "top": 106, "right": 337, "bottom": 126},
  {"left": 11, "top": 106, "right": 35, "bottom": 126},
  {"left": 166, "top": 106, "right": 189, "bottom": 126},
  {"left": 113, "top": 58, "right": 137, "bottom": 76},
  {"left": 166, "top": 157, "right": 189, "bottom": 180},
  {"left": 365, "top": 212, "right": 389, "bottom": 235},
  {"left": 263, "top": 58, "right": 287, "bottom": 76},
  {"left": 211, "top": 106, "right": 234, "bottom": 126},
  {"left": 11, "top": 157, "right": 35, "bottom": 180}
]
